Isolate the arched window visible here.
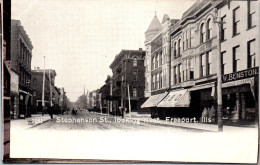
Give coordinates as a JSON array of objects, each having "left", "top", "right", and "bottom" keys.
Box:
[
  {"left": 133, "top": 57, "right": 137, "bottom": 66},
  {"left": 178, "top": 39, "right": 182, "bottom": 57},
  {"left": 207, "top": 19, "right": 213, "bottom": 40},
  {"left": 174, "top": 42, "right": 177, "bottom": 59},
  {"left": 200, "top": 23, "right": 206, "bottom": 43}
]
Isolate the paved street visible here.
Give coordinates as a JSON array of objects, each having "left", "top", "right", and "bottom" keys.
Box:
[{"left": 32, "top": 111, "right": 201, "bottom": 132}]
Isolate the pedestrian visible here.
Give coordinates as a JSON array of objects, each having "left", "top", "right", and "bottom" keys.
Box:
[{"left": 72, "top": 108, "right": 75, "bottom": 115}]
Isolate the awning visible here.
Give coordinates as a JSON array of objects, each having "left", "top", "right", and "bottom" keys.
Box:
[
  {"left": 157, "top": 89, "right": 190, "bottom": 107},
  {"left": 141, "top": 92, "right": 168, "bottom": 108}
]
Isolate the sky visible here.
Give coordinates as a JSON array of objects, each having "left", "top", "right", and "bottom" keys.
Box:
[{"left": 12, "top": 0, "right": 196, "bottom": 102}]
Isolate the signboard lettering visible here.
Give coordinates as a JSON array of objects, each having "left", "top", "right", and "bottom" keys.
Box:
[{"left": 222, "top": 67, "right": 258, "bottom": 83}]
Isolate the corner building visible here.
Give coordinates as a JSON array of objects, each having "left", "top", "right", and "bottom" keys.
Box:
[{"left": 142, "top": 0, "right": 258, "bottom": 124}]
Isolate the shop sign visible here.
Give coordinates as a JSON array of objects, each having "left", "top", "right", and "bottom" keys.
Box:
[
  {"left": 222, "top": 77, "right": 254, "bottom": 88},
  {"left": 222, "top": 67, "right": 258, "bottom": 83},
  {"left": 181, "top": 81, "right": 195, "bottom": 87},
  {"left": 11, "top": 71, "right": 19, "bottom": 94}
]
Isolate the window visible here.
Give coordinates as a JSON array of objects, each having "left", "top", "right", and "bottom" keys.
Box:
[
  {"left": 183, "top": 59, "right": 188, "bottom": 81},
  {"left": 200, "top": 23, "right": 206, "bottom": 43},
  {"left": 174, "top": 66, "right": 177, "bottom": 84},
  {"left": 190, "top": 29, "right": 194, "bottom": 47},
  {"left": 189, "top": 58, "right": 194, "bottom": 80},
  {"left": 233, "top": 46, "right": 240, "bottom": 72},
  {"left": 152, "top": 75, "right": 155, "bottom": 90},
  {"left": 221, "top": 51, "right": 226, "bottom": 75},
  {"left": 178, "top": 39, "right": 181, "bottom": 57},
  {"left": 186, "top": 31, "right": 189, "bottom": 49},
  {"left": 221, "top": 15, "right": 226, "bottom": 41},
  {"left": 248, "top": 0, "right": 256, "bottom": 29},
  {"left": 248, "top": 39, "right": 256, "bottom": 68},
  {"left": 133, "top": 57, "right": 137, "bottom": 66},
  {"left": 152, "top": 57, "right": 155, "bottom": 70},
  {"left": 183, "top": 33, "right": 186, "bottom": 51},
  {"left": 156, "top": 73, "right": 159, "bottom": 89},
  {"left": 207, "top": 19, "right": 213, "bottom": 40},
  {"left": 133, "top": 71, "right": 137, "bottom": 81},
  {"left": 133, "top": 87, "right": 137, "bottom": 97},
  {"left": 178, "top": 64, "right": 182, "bottom": 83},
  {"left": 233, "top": 7, "right": 240, "bottom": 36},
  {"left": 159, "top": 72, "right": 162, "bottom": 89},
  {"left": 207, "top": 51, "right": 213, "bottom": 75},
  {"left": 159, "top": 52, "right": 162, "bottom": 66},
  {"left": 174, "top": 42, "right": 177, "bottom": 59},
  {"left": 201, "top": 54, "right": 206, "bottom": 77},
  {"left": 156, "top": 54, "right": 159, "bottom": 68}
]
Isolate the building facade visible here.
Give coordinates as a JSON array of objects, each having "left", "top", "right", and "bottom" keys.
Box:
[
  {"left": 142, "top": 0, "right": 258, "bottom": 123},
  {"left": 31, "top": 68, "right": 59, "bottom": 114},
  {"left": 11, "top": 20, "right": 33, "bottom": 118},
  {"left": 109, "top": 49, "right": 146, "bottom": 115}
]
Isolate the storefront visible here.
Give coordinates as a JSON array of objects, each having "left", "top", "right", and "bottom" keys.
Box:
[
  {"left": 19, "top": 90, "right": 32, "bottom": 118},
  {"left": 11, "top": 71, "right": 19, "bottom": 119}
]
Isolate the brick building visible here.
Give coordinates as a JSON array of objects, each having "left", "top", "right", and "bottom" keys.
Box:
[
  {"left": 11, "top": 20, "right": 33, "bottom": 118},
  {"left": 142, "top": 0, "right": 258, "bottom": 123},
  {"left": 99, "top": 75, "right": 112, "bottom": 113},
  {"left": 31, "top": 68, "right": 60, "bottom": 114},
  {"left": 109, "top": 49, "right": 146, "bottom": 115}
]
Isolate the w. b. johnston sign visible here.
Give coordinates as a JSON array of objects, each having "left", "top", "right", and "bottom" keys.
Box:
[{"left": 222, "top": 67, "right": 259, "bottom": 83}]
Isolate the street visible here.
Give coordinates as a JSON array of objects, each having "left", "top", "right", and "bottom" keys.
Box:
[
  {"left": 33, "top": 111, "right": 201, "bottom": 132},
  {"left": 10, "top": 111, "right": 258, "bottom": 163}
]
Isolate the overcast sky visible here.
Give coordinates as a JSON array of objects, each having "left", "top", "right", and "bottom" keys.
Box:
[{"left": 12, "top": 0, "right": 196, "bottom": 102}]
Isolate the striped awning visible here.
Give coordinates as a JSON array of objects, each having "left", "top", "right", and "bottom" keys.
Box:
[{"left": 141, "top": 92, "right": 168, "bottom": 108}]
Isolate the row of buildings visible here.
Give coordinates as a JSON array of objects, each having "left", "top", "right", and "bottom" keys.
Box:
[
  {"left": 142, "top": 0, "right": 258, "bottom": 122},
  {"left": 91, "top": 0, "right": 258, "bottom": 123},
  {"left": 87, "top": 49, "right": 146, "bottom": 115},
  {"left": 10, "top": 20, "right": 68, "bottom": 119}
]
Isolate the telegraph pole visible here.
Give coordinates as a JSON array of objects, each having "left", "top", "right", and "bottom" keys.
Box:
[
  {"left": 41, "top": 56, "right": 45, "bottom": 116},
  {"left": 214, "top": 8, "right": 225, "bottom": 132}
]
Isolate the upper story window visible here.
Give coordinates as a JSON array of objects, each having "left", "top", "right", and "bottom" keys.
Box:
[
  {"left": 207, "top": 19, "right": 213, "bottom": 40},
  {"left": 189, "top": 58, "right": 194, "bottom": 80},
  {"left": 183, "top": 59, "right": 188, "bottom": 81},
  {"left": 151, "top": 57, "right": 155, "bottom": 70},
  {"left": 156, "top": 73, "right": 159, "bottom": 90},
  {"left": 185, "top": 31, "right": 189, "bottom": 49},
  {"left": 207, "top": 51, "right": 213, "bottom": 75},
  {"left": 248, "top": 0, "right": 256, "bottom": 29},
  {"left": 178, "top": 64, "right": 182, "bottom": 83},
  {"left": 183, "top": 33, "right": 186, "bottom": 51},
  {"left": 133, "top": 71, "right": 137, "bottom": 81},
  {"left": 133, "top": 57, "right": 137, "bottom": 66},
  {"left": 152, "top": 75, "right": 155, "bottom": 90},
  {"left": 190, "top": 29, "right": 194, "bottom": 47},
  {"left": 221, "top": 15, "right": 226, "bottom": 41},
  {"left": 201, "top": 53, "right": 206, "bottom": 77},
  {"left": 159, "top": 52, "right": 162, "bottom": 66},
  {"left": 178, "top": 39, "right": 182, "bottom": 57},
  {"left": 159, "top": 72, "right": 162, "bottom": 89},
  {"left": 221, "top": 51, "right": 226, "bottom": 75},
  {"left": 156, "top": 54, "right": 159, "bottom": 68},
  {"left": 200, "top": 23, "right": 206, "bottom": 43},
  {"left": 248, "top": 39, "right": 256, "bottom": 68},
  {"left": 174, "top": 42, "right": 177, "bottom": 59},
  {"left": 233, "top": 7, "right": 240, "bottom": 36},
  {"left": 133, "top": 87, "right": 137, "bottom": 97},
  {"left": 233, "top": 45, "right": 240, "bottom": 72},
  {"left": 174, "top": 66, "right": 177, "bottom": 85}
]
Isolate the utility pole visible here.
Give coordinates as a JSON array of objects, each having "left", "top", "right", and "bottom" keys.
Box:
[
  {"left": 41, "top": 56, "right": 45, "bottom": 116},
  {"left": 49, "top": 69, "right": 52, "bottom": 107},
  {"left": 214, "top": 8, "right": 225, "bottom": 132},
  {"left": 127, "top": 84, "right": 131, "bottom": 117}
]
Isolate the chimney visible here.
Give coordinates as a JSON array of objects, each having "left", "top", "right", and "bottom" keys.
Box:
[
  {"left": 37, "top": 67, "right": 40, "bottom": 71},
  {"left": 139, "top": 48, "right": 142, "bottom": 51}
]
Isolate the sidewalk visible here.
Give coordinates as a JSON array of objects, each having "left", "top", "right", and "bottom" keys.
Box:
[
  {"left": 11, "top": 114, "right": 56, "bottom": 130},
  {"left": 97, "top": 112, "right": 257, "bottom": 132}
]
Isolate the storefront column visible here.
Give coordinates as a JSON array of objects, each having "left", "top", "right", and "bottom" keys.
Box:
[
  {"left": 232, "top": 93, "right": 240, "bottom": 121},
  {"left": 241, "top": 93, "right": 246, "bottom": 120}
]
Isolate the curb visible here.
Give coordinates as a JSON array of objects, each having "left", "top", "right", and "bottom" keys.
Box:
[{"left": 28, "top": 117, "right": 56, "bottom": 129}]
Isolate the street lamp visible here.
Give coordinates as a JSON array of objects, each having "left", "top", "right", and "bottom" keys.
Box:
[{"left": 214, "top": 8, "right": 225, "bottom": 132}]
